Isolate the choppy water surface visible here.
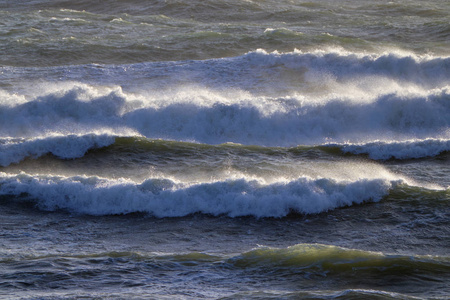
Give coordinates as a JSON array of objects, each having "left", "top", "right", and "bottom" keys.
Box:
[{"left": 0, "top": 0, "right": 449, "bottom": 299}]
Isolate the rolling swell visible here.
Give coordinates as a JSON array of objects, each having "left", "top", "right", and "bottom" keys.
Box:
[
  {"left": 230, "top": 244, "right": 450, "bottom": 275},
  {"left": 4, "top": 244, "right": 449, "bottom": 276},
  {"left": 1, "top": 135, "right": 449, "bottom": 168},
  {"left": 2, "top": 244, "right": 449, "bottom": 299},
  {"left": 107, "top": 137, "right": 450, "bottom": 161}
]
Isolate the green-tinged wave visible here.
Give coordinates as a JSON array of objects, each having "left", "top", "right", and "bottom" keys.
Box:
[
  {"left": 96, "top": 136, "right": 450, "bottom": 161},
  {"left": 2, "top": 244, "right": 449, "bottom": 274},
  {"left": 2, "top": 244, "right": 449, "bottom": 290},
  {"left": 2, "top": 135, "right": 449, "bottom": 170},
  {"left": 229, "top": 244, "right": 450, "bottom": 274}
]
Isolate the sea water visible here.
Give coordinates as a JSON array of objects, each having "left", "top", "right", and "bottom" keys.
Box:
[{"left": 0, "top": 0, "right": 449, "bottom": 299}]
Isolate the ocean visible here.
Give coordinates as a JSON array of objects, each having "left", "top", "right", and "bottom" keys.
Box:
[{"left": 0, "top": 0, "right": 449, "bottom": 299}]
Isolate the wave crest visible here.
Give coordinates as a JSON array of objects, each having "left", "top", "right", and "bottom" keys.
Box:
[
  {"left": 0, "top": 173, "right": 395, "bottom": 217},
  {"left": 0, "top": 84, "right": 448, "bottom": 147},
  {"left": 0, "top": 134, "right": 116, "bottom": 167}
]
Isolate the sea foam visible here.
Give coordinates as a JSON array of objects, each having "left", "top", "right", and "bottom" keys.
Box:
[
  {"left": 2, "top": 49, "right": 449, "bottom": 93},
  {"left": 0, "top": 134, "right": 116, "bottom": 167},
  {"left": 1, "top": 50, "right": 448, "bottom": 162},
  {"left": 335, "top": 139, "right": 450, "bottom": 160},
  {"left": 3, "top": 85, "right": 449, "bottom": 141},
  {"left": 0, "top": 173, "right": 395, "bottom": 217}
]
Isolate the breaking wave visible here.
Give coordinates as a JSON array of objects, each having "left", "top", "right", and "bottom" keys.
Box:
[{"left": 0, "top": 172, "right": 398, "bottom": 217}]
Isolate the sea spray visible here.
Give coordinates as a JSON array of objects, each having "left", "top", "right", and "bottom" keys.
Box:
[{"left": 0, "top": 81, "right": 448, "bottom": 147}]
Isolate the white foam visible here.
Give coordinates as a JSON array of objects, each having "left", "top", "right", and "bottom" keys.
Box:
[
  {"left": 1, "top": 50, "right": 448, "bottom": 158},
  {"left": 3, "top": 49, "right": 449, "bottom": 95},
  {"left": 0, "top": 134, "right": 116, "bottom": 167},
  {"left": 0, "top": 83, "right": 448, "bottom": 153},
  {"left": 0, "top": 173, "right": 396, "bottom": 217},
  {"left": 336, "top": 139, "right": 450, "bottom": 160}
]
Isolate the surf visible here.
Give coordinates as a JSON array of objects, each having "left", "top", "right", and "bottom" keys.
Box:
[{"left": 2, "top": 170, "right": 446, "bottom": 217}]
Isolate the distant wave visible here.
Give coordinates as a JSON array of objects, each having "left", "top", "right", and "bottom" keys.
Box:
[
  {"left": 239, "top": 49, "right": 450, "bottom": 88},
  {"left": 0, "top": 172, "right": 416, "bottom": 217},
  {"left": 3, "top": 50, "right": 449, "bottom": 90}
]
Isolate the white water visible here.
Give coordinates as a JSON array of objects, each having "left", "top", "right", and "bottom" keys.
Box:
[
  {"left": 0, "top": 172, "right": 397, "bottom": 217},
  {"left": 336, "top": 139, "right": 450, "bottom": 160},
  {"left": 0, "top": 134, "right": 115, "bottom": 167},
  {"left": 1, "top": 51, "right": 449, "bottom": 165}
]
